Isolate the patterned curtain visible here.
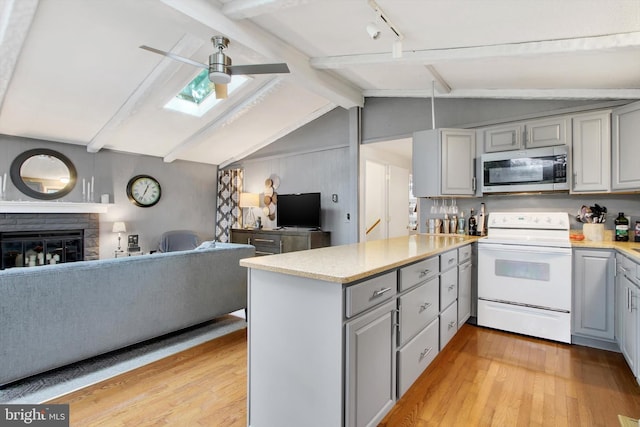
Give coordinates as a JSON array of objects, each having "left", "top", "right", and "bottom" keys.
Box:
[{"left": 216, "top": 168, "right": 243, "bottom": 242}]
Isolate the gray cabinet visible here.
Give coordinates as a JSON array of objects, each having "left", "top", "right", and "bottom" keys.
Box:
[
  {"left": 230, "top": 228, "right": 330, "bottom": 256},
  {"left": 572, "top": 249, "right": 615, "bottom": 340},
  {"left": 616, "top": 254, "right": 640, "bottom": 383},
  {"left": 412, "top": 128, "right": 476, "bottom": 197},
  {"left": 483, "top": 123, "right": 523, "bottom": 152},
  {"left": 612, "top": 100, "right": 640, "bottom": 191},
  {"left": 346, "top": 300, "right": 396, "bottom": 427},
  {"left": 525, "top": 116, "right": 569, "bottom": 149},
  {"left": 458, "top": 260, "right": 472, "bottom": 327},
  {"left": 480, "top": 116, "right": 568, "bottom": 153},
  {"left": 570, "top": 111, "right": 611, "bottom": 193}
]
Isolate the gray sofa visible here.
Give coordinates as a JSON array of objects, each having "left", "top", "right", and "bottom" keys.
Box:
[{"left": 0, "top": 242, "right": 254, "bottom": 386}]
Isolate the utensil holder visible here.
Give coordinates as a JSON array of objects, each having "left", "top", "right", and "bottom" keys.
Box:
[{"left": 583, "top": 223, "right": 604, "bottom": 241}]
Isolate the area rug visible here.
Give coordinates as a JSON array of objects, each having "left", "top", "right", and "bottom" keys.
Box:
[{"left": 0, "top": 313, "right": 247, "bottom": 404}]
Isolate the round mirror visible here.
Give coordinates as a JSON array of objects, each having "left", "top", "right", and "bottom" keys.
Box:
[{"left": 10, "top": 149, "right": 77, "bottom": 200}]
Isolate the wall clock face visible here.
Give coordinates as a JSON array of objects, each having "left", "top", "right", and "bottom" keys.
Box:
[{"left": 126, "top": 175, "right": 161, "bottom": 207}]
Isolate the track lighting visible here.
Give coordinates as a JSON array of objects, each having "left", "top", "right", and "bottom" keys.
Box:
[{"left": 366, "top": 22, "right": 381, "bottom": 40}]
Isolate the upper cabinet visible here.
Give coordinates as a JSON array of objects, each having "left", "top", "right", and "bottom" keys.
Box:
[
  {"left": 482, "top": 116, "right": 568, "bottom": 153},
  {"left": 612, "top": 101, "right": 640, "bottom": 191},
  {"left": 525, "top": 116, "right": 569, "bottom": 149},
  {"left": 483, "top": 124, "right": 523, "bottom": 152},
  {"left": 570, "top": 111, "right": 611, "bottom": 194},
  {"left": 413, "top": 129, "right": 476, "bottom": 197}
]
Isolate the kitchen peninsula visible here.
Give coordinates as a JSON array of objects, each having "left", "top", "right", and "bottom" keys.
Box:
[{"left": 240, "top": 234, "right": 480, "bottom": 427}]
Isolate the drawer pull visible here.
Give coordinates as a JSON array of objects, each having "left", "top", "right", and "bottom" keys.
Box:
[
  {"left": 448, "top": 321, "right": 456, "bottom": 330},
  {"left": 419, "top": 269, "right": 431, "bottom": 278},
  {"left": 448, "top": 284, "right": 455, "bottom": 291},
  {"left": 255, "top": 251, "right": 277, "bottom": 255},
  {"left": 372, "top": 287, "right": 392, "bottom": 298},
  {"left": 419, "top": 302, "right": 432, "bottom": 313},
  {"left": 419, "top": 347, "right": 433, "bottom": 362},
  {"left": 448, "top": 258, "right": 455, "bottom": 264},
  {"left": 254, "top": 238, "right": 275, "bottom": 243}
]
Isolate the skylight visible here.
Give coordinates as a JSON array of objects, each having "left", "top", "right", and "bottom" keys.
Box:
[{"left": 164, "top": 70, "right": 250, "bottom": 117}]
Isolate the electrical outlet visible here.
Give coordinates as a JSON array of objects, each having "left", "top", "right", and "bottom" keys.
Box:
[{"left": 332, "top": 194, "right": 338, "bottom": 203}]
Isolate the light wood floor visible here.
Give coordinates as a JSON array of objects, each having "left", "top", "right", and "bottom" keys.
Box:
[{"left": 48, "top": 324, "right": 640, "bottom": 427}]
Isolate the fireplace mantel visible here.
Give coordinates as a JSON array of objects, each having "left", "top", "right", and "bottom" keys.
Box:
[{"left": 0, "top": 201, "right": 112, "bottom": 214}]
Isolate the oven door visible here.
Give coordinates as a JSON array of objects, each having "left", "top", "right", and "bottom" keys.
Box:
[{"left": 478, "top": 242, "right": 572, "bottom": 312}]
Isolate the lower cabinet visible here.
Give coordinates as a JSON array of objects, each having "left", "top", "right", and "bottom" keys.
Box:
[
  {"left": 346, "top": 300, "right": 396, "bottom": 427},
  {"left": 440, "top": 301, "right": 458, "bottom": 350},
  {"left": 397, "top": 318, "right": 439, "bottom": 396},
  {"left": 572, "top": 249, "right": 615, "bottom": 341},
  {"left": 616, "top": 254, "right": 640, "bottom": 383},
  {"left": 458, "top": 260, "right": 472, "bottom": 327}
]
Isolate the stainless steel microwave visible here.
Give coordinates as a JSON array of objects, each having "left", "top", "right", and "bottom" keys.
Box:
[{"left": 481, "top": 146, "right": 568, "bottom": 193}]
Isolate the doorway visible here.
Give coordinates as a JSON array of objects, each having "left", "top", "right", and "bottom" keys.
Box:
[{"left": 360, "top": 138, "right": 414, "bottom": 242}]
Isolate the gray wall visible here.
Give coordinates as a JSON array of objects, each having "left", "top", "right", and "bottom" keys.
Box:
[
  {"left": 228, "top": 108, "right": 355, "bottom": 246},
  {"left": 235, "top": 97, "right": 636, "bottom": 244},
  {"left": 0, "top": 135, "right": 218, "bottom": 257}
]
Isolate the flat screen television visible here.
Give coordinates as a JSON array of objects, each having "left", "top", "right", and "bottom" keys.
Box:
[{"left": 276, "top": 192, "right": 321, "bottom": 229}]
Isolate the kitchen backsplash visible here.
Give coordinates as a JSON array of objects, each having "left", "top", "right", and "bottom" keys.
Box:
[{"left": 419, "top": 193, "right": 640, "bottom": 235}]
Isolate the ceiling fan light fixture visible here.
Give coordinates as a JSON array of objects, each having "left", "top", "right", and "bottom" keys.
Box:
[{"left": 209, "top": 71, "right": 231, "bottom": 85}]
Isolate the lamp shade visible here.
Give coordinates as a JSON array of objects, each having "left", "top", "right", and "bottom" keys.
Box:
[
  {"left": 239, "top": 192, "right": 259, "bottom": 208},
  {"left": 112, "top": 221, "right": 127, "bottom": 233}
]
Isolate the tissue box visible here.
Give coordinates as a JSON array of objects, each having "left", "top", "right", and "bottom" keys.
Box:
[{"left": 583, "top": 223, "right": 604, "bottom": 241}]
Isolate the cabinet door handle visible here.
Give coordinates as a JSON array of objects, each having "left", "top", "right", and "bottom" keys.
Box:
[
  {"left": 448, "top": 321, "right": 456, "bottom": 330},
  {"left": 448, "top": 284, "right": 455, "bottom": 291},
  {"left": 255, "top": 251, "right": 277, "bottom": 255},
  {"left": 472, "top": 177, "right": 477, "bottom": 191},
  {"left": 254, "top": 238, "right": 275, "bottom": 243},
  {"left": 419, "top": 302, "right": 432, "bottom": 313},
  {"left": 419, "top": 269, "right": 431, "bottom": 278},
  {"left": 372, "top": 287, "right": 392, "bottom": 298},
  {"left": 419, "top": 347, "right": 433, "bottom": 362},
  {"left": 247, "top": 238, "right": 252, "bottom": 245}
]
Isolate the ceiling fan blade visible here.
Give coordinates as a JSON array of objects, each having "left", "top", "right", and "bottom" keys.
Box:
[
  {"left": 139, "top": 45, "right": 207, "bottom": 69},
  {"left": 214, "top": 83, "right": 228, "bottom": 99},
  {"left": 228, "top": 63, "right": 290, "bottom": 76}
]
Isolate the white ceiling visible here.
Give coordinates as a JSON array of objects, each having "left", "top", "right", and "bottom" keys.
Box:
[{"left": 1, "top": 0, "right": 639, "bottom": 167}]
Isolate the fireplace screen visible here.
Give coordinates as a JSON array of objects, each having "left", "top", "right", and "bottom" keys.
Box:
[{"left": 0, "top": 230, "right": 84, "bottom": 269}]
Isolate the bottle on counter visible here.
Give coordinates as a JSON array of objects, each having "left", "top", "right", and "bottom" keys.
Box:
[
  {"left": 468, "top": 209, "right": 477, "bottom": 236},
  {"left": 458, "top": 211, "right": 466, "bottom": 234},
  {"left": 450, "top": 216, "right": 457, "bottom": 234},
  {"left": 615, "top": 212, "right": 629, "bottom": 241},
  {"left": 443, "top": 213, "right": 450, "bottom": 234}
]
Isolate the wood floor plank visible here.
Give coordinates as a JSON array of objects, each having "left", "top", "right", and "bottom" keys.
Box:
[{"left": 47, "top": 323, "right": 640, "bottom": 427}]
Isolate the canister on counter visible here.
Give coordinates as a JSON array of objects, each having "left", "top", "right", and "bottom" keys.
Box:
[{"left": 635, "top": 221, "right": 640, "bottom": 242}]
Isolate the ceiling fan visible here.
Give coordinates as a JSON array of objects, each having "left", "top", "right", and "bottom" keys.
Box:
[{"left": 140, "top": 36, "right": 290, "bottom": 99}]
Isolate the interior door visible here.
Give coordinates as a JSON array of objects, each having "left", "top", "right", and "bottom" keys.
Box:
[
  {"left": 388, "top": 164, "right": 410, "bottom": 238},
  {"left": 364, "top": 160, "right": 386, "bottom": 241}
]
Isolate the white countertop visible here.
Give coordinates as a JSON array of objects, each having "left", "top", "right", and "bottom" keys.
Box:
[{"left": 240, "top": 234, "right": 481, "bottom": 284}]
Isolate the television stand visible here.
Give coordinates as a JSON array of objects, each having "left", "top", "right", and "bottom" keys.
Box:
[{"left": 230, "top": 228, "right": 330, "bottom": 256}]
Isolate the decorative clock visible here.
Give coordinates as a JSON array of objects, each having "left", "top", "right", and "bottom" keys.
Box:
[{"left": 126, "top": 175, "right": 161, "bottom": 207}]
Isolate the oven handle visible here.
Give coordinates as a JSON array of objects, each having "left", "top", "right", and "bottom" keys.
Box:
[{"left": 478, "top": 243, "right": 571, "bottom": 255}]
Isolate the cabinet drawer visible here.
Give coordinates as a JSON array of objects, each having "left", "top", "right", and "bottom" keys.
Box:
[
  {"left": 399, "top": 256, "right": 439, "bottom": 291},
  {"left": 398, "top": 277, "right": 439, "bottom": 345},
  {"left": 440, "top": 268, "right": 458, "bottom": 310},
  {"left": 345, "top": 271, "right": 397, "bottom": 318},
  {"left": 397, "top": 317, "right": 439, "bottom": 397},
  {"left": 458, "top": 245, "right": 471, "bottom": 263},
  {"left": 440, "top": 249, "right": 458, "bottom": 272},
  {"left": 439, "top": 302, "right": 458, "bottom": 350},
  {"left": 251, "top": 233, "right": 281, "bottom": 255}
]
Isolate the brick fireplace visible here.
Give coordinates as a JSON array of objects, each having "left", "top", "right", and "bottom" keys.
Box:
[{"left": 0, "top": 213, "right": 99, "bottom": 268}]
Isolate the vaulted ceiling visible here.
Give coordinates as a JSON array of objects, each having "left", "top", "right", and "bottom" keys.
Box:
[{"left": 1, "top": 0, "right": 639, "bottom": 167}]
